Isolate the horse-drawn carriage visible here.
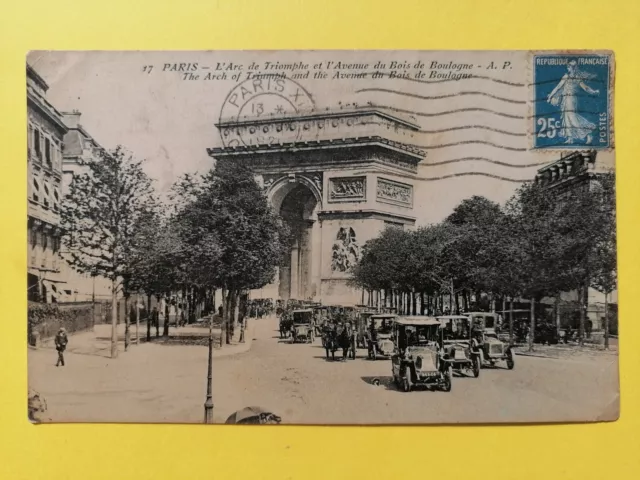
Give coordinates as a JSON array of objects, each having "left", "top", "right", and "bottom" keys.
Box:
[
  {"left": 290, "top": 309, "right": 314, "bottom": 343},
  {"left": 278, "top": 310, "right": 293, "bottom": 339},
  {"left": 321, "top": 320, "right": 356, "bottom": 361},
  {"left": 354, "top": 309, "right": 378, "bottom": 349}
]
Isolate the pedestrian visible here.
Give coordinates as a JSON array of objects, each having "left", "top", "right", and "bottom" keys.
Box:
[{"left": 54, "top": 327, "right": 68, "bottom": 367}]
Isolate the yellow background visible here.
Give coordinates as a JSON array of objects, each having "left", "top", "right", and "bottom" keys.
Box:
[{"left": 1, "top": 1, "right": 638, "bottom": 479}]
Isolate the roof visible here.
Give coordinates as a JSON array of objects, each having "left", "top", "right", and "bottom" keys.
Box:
[
  {"left": 292, "top": 309, "right": 313, "bottom": 313},
  {"left": 466, "top": 312, "right": 499, "bottom": 317},
  {"left": 436, "top": 316, "right": 470, "bottom": 321},
  {"left": 395, "top": 316, "right": 441, "bottom": 326},
  {"left": 371, "top": 314, "right": 397, "bottom": 319}
]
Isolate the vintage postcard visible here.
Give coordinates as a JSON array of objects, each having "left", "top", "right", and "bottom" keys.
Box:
[{"left": 26, "top": 50, "right": 618, "bottom": 425}]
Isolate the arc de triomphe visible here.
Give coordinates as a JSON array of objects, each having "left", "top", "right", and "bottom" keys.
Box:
[{"left": 208, "top": 108, "right": 425, "bottom": 306}]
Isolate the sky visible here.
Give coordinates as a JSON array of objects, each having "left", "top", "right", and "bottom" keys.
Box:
[{"left": 27, "top": 50, "right": 614, "bottom": 225}]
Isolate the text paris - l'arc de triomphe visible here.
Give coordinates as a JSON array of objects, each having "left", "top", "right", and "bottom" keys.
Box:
[{"left": 208, "top": 108, "right": 424, "bottom": 306}]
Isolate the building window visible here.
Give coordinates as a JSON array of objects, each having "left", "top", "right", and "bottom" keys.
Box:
[
  {"left": 45, "top": 138, "right": 51, "bottom": 164},
  {"left": 28, "top": 125, "right": 34, "bottom": 155},
  {"left": 53, "top": 189, "right": 60, "bottom": 211},
  {"left": 32, "top": 179, "right": 40, "bottom": 203},
  {"left": 34, "top": 129, "right": 41, "bottom": 160},
  {"left": 43, "top": 183, "right": 50, "bottom": 208}
]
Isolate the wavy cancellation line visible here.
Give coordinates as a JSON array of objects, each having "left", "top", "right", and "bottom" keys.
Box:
[
  {"left": 362, "top": 71, "right": 607, "bottom": 89},
  {"left": 421, "top": 157, "right": 548, "bottom": 168},
  {"left": 361, "top": 169, "right": 531, "bottom": 183},
  {"left": 416, "top": 172, "right": 529, "bottom": 183},
  {"left": 358, "top": 120, "right": 525, "bottom": 138},
  {"left": 356, "top": 88, "right": 526, "bottom": 105},
  {"left": 375, "top": 104, "right": 608, "bottom": 121},
  {"left": 388, "top": 72, "right": 526, "bottom": 88},
  {"left": 376, "top": 104, "right": 524, "bottom": 120},
  {"left": 406, "top": 140, "right": 527, "bottom": 152}
]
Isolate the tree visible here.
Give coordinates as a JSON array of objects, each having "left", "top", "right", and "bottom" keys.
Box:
[
  {"left": 177, "top": 160, "right": 290, "bottom": 344},
  {"left": 60, "top": 146, "right": 156, "bottom": 358}
]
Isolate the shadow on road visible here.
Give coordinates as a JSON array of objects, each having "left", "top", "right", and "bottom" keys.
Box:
[{"left": 361, "top": 376, "right": 397, "bottom": 391}]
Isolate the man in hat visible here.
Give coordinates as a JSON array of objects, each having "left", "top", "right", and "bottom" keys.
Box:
[{"left": 54, "top": 328, "right": 68, "bottom": 367}]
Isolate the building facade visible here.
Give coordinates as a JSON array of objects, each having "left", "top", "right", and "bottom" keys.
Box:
[
  {"left": 209, "top": 108, "right": 425, "bottom": 306},
  {"left": 58, "top": 111, "right": 112, "bottom": 302},
  {"left": 27, "top": 65, "right": 68, "bottom": 303}
]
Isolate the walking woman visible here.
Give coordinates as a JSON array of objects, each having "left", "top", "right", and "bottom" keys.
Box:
[{"left": 54, "top": 327, "right": 68, "bottom": 367}]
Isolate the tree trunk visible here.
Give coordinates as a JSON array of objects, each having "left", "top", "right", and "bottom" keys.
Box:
[
  {"left": 135, "top": 298, "right": 140, "bottom": 345},
  {"left": 124, "top": 295, "right": 130, "bottom": 351},
  {"left": 455, "top": 292, "right": 460, "bottom": 315},
  {"left": 110, "top": 279, "right": 118, "bottom": 359},
  {"left": 239, "top": 292, "right": 246, "bottom": 343},
  {"left": 163, "top": 299, "right": 170, "bottom": 337},
  {"left": 554, "top": 294, "right": 561, "bottom": 335},
  {"left": 578, "top": 283, "right": 586, "bottom": 347},
  {"left": 604, "top": 292, "right": 609, "bottom": 350},
  {"left": 528, "top": 297, "right": 535, "bottom": 352},
  {"left": 225, "top": 289, "right": 233, "bottom": 345},
  {"left": 146, "top": 294, "right": 151, "bottom": 342},
  {"left": 155, "top": 296, "right": 160, "bottom": 337},
  {"left": 509, "top": 298, "right": 514, "bottom": 346},
  {"left": 412, "top": 292, "right": 417, "bottom": 315},
  {"left": 420, "top": 292, "right": 426, "bottom": 315}
]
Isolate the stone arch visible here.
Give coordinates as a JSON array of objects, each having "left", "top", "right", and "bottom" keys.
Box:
[{"left": 267, "top": 174, "right": 323, "bottom": 214}]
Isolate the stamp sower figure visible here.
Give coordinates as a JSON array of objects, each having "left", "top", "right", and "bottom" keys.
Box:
[
  {"left": 54, "top": 327, "right": 68, "bottom": 367},
  {"left": 547, "top": 59, "right": 600, "bottom": 145}
]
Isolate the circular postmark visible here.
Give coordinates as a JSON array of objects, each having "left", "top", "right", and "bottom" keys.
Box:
[{"left": 218, "top": 76, "right": 315, "bottom": 148}]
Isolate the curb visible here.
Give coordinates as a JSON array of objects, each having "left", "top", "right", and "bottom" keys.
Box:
[{"left": 213, "top": 321, "right": 255, "bottom": 359}]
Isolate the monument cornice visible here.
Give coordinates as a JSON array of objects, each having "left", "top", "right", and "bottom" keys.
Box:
[
  {"left": 208, "top": 136, "right": 424, "bottom": 161},
  {"left": 215, "top": 108, "right": 420, "bottom": 131},
  {"left": 317, "top": 209, "right": 416, "bottom": 224}
]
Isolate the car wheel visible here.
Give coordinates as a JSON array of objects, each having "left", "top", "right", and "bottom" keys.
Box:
[
  {"left": 442, "top": 366, "right": 452, "bottom": 392},
  {"left": 372, "top": 348, "right": 377, "bottom": 361},
  {"left": 506, "top": 350, "right": 515, "bottom": 370},
  {"left": 477, "top": 350, "right": 485, "bottom": 368},
  {"left": 472, "top": 356, "right": 480, "bottom": 378}
]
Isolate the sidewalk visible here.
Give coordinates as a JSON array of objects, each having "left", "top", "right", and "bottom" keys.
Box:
[
  {"left": 514, "top": 343, "right": 618, "bottom": 361},
  {"left": 34, "top": 316, "right": 258, "bottom": 359}
]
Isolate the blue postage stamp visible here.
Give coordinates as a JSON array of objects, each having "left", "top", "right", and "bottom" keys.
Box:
[{"left": 533, "top": 53, "right": 612, "bottom": 149}]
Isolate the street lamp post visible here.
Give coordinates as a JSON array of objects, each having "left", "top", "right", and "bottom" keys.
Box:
[{"left": 204, "top": 316, "right": 214, "bottom": 424}]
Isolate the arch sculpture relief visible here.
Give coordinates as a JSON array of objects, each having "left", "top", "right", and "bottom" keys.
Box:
[{"left": 331, "top": 227, "right": 361, "bottom": 272}]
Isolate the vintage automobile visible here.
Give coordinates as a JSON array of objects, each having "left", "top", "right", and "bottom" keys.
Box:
[
  {"left": 290, "top": 309, "right": 314, "bottom": 343},
  {"left": 365, "top": 314, "right": 396, "bottom": 360},
  {"left": 468, "top": 312, "right": 515, "bottom": 370},
  {"left": 354, "top": 310, "right": 377, "bottom": 348},
  {"left": 391, "top": 317, "right": 453, "bottom": 392},
  {"left": 437, "top": 315, "right": 481, "bottom": 378}
]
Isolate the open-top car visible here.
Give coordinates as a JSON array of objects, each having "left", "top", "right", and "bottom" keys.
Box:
[
  {"left": 391, "top": 317, "right": 453, "bottom": 392},
  {"left": 365, "top": 314, "right": 396, "bottom": 360},
  {"left": 437, "top": 315, "right": 480, "bottom": 378},
  {"left": 467, "top": 312, "right": 515, "bottom": 370},
  {"left": 290, "top": 309, "right": 314, "bottom": 343}
]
